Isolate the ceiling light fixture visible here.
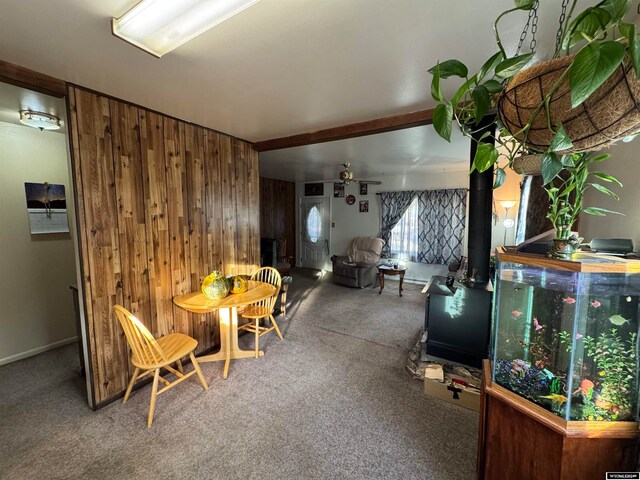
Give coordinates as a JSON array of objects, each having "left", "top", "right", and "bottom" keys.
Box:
[
  {"left": 112, "top": 0, "right": 261, "bottom": 58},
  {"left": 19, "top": 111, "right": 61, "bottom": 131}
]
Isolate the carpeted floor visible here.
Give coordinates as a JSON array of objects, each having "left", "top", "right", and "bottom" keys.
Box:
[{"left": 0, "top": 268, "right": 478, "bottom": 480}]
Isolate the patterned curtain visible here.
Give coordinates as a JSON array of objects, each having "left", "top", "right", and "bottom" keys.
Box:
[
  {"left": 417, "top": 188, "right": 467, "bottom": 264},
  {"left": 377, "top": 190, "right": 418, "bottom": 257}
]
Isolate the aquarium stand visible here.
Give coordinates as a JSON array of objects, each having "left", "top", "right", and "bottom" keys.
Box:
[{"left": 477, "top": 361, "right": 639, "bottom": 480}]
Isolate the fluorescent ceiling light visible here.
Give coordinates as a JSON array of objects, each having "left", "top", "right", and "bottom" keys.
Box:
[
  {"left": 112, "top": 0, "right": 261, "bottom": 58},
  {"left": 19, "top": 111, "right": 61, "bottom": 131}
]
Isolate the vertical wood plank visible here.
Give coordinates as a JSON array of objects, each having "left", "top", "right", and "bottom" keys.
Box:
[
  {"left": 164, "top": 118, "right": 190, "bottom": 337},
  {"left": 110, "top": 100, "right": 151, "bottom": 332},
  {"left": 72, "top": 88, "right": 127, "bottom": 402},
  {"left": 220, "top": 135, "right": 237, "bottom": 274},
  {"left": 233, "top": 140, "right": 250, "bottom": 275},
  {"left": 67, "top": 86, "right": 98, "bottom": 403},
  {"left": 184, "top": 124, "right": 213, "bottom": 351},
  {"left": 247, "top": 146, "right": 260, "bottom": 271},
  {"left": 203, "top": 130, "right": 224, "bottom": 349},
  {"left": 140, "top": 109, "right": 173, "bottom": 338}
]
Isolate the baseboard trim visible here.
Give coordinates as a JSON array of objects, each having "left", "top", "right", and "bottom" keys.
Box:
[{"left": 0, "top": 337, "right": 78, "bottom": 366}]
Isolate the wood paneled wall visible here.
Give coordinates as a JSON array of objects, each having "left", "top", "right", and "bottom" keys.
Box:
[
  {"left": 259, "top": 177, "right": 295, "bottom": 261},
  {"left": 68, "top": 86, "right": 259, "bottom": 405}
]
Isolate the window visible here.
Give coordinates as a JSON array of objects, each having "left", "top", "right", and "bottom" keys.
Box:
[
  {"left": 389, "top": 198, "right": 419, "bottom": 261},
  {"left": 306, "top": 205, "right": 321, "bottom": 243}
]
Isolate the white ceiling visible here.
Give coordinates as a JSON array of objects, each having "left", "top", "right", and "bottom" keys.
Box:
[
  {"left": 260, "top": 124, "right": 470, "bottom": 182},
  {"left": 0, "top": 0, "right": 614, "bottom": 182}
]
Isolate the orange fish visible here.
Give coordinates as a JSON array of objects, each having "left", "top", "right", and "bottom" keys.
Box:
[
  {"left": 590, "top": 300, "right": 601, "bottom": 308},
  {"left": 512, "top": 310, "right": 522, "bottom": 317},
  {"left": 572, "top": 379, "right": 594, "bottom": 396},
  {"left": 563, "top": 297, "right": 576, "bottom": 304},
  {"left": 533, "top": 318, "right": 543, "bottom": 331}
]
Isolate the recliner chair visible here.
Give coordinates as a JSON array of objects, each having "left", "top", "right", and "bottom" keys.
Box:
[{"left": 331, "top": 237, "right": 385, "bottom": 288}]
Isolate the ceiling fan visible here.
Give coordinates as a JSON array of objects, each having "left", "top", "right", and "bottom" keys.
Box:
[{"left": 331, "top": 163, "right": 382, "bottom": 185}]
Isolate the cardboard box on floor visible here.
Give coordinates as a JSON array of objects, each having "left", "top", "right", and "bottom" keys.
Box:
[{"left": 423, "top": 365, "right": 480, "bottom": 411}]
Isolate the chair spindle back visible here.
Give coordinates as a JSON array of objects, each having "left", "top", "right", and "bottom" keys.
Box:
[
  {"left": 113, "top": 305, "right": 168, "bottom": 365},
  {"left": 250, "top": 267, "right": 281, "bottom": 311}
]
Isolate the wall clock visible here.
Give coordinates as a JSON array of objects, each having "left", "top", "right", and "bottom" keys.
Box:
[{"left": 346, "top": 195, "right": 356, "bottom": 205}]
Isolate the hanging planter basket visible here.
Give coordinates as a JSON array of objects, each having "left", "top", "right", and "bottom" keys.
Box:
[
  {"left": 512, "top": 154, "right": 542, "bottom": 175},
  {"left": 498, "top": 55, "right": 640, "bottom": 153}
]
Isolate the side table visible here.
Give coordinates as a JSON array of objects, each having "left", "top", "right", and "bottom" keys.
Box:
[{"left": 377, "top": 266, "right": 407, "bottom": 297}]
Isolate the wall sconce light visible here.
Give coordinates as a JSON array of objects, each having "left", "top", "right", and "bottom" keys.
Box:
[
  {"left": 499, "top": 200, "right": 517, "bottom": 245},
  {"left": 19, "top": 110, "right": 61, "bottom": 131}
]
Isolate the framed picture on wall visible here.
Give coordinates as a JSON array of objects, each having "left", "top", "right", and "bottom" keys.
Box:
[
  {"left": 359, "top": 200, "right": 369, "bottom": 213},
  {"left": 305, "top": 183, "right": 324, "bottom": 196},
  {"left": 359, "top": 183, "right": 368, "bottom": 195},
  {"left": 334, "top": 182, "right": 345, "bottom": 198},
  {"left": 24, "top": 182, "right": 70, "bottom": 234}
]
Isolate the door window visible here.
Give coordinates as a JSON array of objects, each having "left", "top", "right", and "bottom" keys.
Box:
[{"left": 306, "top": 205, "right": 321, "bottom": 243}]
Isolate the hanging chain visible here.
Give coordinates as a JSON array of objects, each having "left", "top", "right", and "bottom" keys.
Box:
[
  {"left": 555, "top": 0, "right": 570, "bottom": 53},
  {"left": 516, "top": 0, "right": 539, "bottom": 55},
  {"left": 529, "top": 1, "right": 539, "bottom": 52}
]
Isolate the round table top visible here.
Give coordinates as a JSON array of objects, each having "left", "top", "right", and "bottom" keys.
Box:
[{"left": 173, "top": 281, "right": 276, "bottom": 314}]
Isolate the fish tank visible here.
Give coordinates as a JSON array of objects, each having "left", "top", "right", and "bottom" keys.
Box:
[{"left": 491, "top": 248, "right": 640, "bottom": 422}]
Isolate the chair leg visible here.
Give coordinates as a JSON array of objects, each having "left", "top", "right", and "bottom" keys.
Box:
[
  {"left": 281, "top": 291, "right": 287, "bottom": 317},
  {"left": 123, "top": 367, "right": 140, "bottom": 404},
  {"left": 148, "top": 368, "right": 160, "bottom": 428},
  {"left": 189, "top": 352, "right": 208, "bottom": 390},
  {"left": 254, "top": 319, "right": 260, "bottom": 358},
  {"left": 176, "top": 358, "right": 184, "bottom": 374},
  {"left": 270, "top": 314, "right": 284, "bottom": 340}
]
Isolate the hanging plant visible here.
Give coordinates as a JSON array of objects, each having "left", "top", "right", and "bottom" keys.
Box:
[{"left": 428, "top": 0, "right": 632, "bottom": 248}]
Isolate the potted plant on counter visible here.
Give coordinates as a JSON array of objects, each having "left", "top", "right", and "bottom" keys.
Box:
[
  {"left": 544, "top": 152, "right": 622, "bottom": 258},
  {"left": 428, "top": 0, "right": 635, "bottom": 256}
]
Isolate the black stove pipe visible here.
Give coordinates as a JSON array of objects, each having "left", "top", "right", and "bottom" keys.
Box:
[{"left": 467, "top": 116, "right": 496, "bottom": 284}]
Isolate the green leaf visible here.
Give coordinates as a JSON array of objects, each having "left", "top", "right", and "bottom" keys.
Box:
[
  {"left": 477, "top": 52, "right": 505, "bottom": 81},
  {"left": 562, "top": 7, "right": 611, "bottom": 50},
  {"left": 593, "top": 172, "right": 623, "bottom": 186},
  {"left": 431, "top": 64, "right": 444, "bottom": 102},
  {"left": 583, "top": 206, "right": 624, "bottom": 216},
  {"left": 560, "top": 182, "right": 577, "bottom": 197},
  {"left": 471, "top": 85, "right": 490, "bottom": 122},
  {"left": 600, "top": 0, "right": 631, "bottom": 22},
  {"left": 619, "top": 22, "right": 640, "bottom": 76},
  {"left": 589, "top": 182, "right": 620, "bottom": 200},
  {"left": 433, "top": 103, "right": 453, "bottom": 142},
  {"left": 495, "top": 53, "right": 535, "bottom": 79},
  {"left": 494, "top": 167, "right": 506, "bottom": 188},
  {"left": 560, "top": 154, "right": 576, "bottom": 167},
  {"left": 473, "top": 143, "right": 499, "bottom": 172},
  {"left": 451, "top": 75, "right": 477, "bottom": 107},
  {"left": 549, "top": 125, "right": 573, "bottom": 152},
  {"left": 541, "top": 152, "right": 563, "bottom": 185},
  {"left": 482, "top": 79, "right": 503, "bottom": 94},
  {"left": 428, "top": 59, "right": 468, "bottom": 79},
  {"left": 569, "top": 41, "right": 625, "bottom": 108},
  {"left": 514, "top": 0, "right": 535, "bottom": 10},
  {"left": 588, "top": 153, "right": 611, "bottom": 163}
]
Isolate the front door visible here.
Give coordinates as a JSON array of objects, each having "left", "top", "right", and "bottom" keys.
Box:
[{"left": 300, "top": 197, "right": 330, "bottom": 270}]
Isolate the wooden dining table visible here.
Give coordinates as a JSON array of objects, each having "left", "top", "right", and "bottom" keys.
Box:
[{"left": 173, "top": 280, "right": 276, "bottom": 379}]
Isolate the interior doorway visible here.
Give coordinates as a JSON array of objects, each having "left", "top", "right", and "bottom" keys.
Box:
[
  {"left": 299, "top": 196, "right": 331, "bottom": 270},
  {"left": 0, "top": 80, "right": 91, "bottom": 405}
]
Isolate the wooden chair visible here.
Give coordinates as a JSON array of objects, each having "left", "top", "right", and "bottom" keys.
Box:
[
  {"left": 238, "top": 267, "right": 283, "bottom": 357},
  {"left": 113, "top": 305, "right": 208, "bottom": 427}
]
